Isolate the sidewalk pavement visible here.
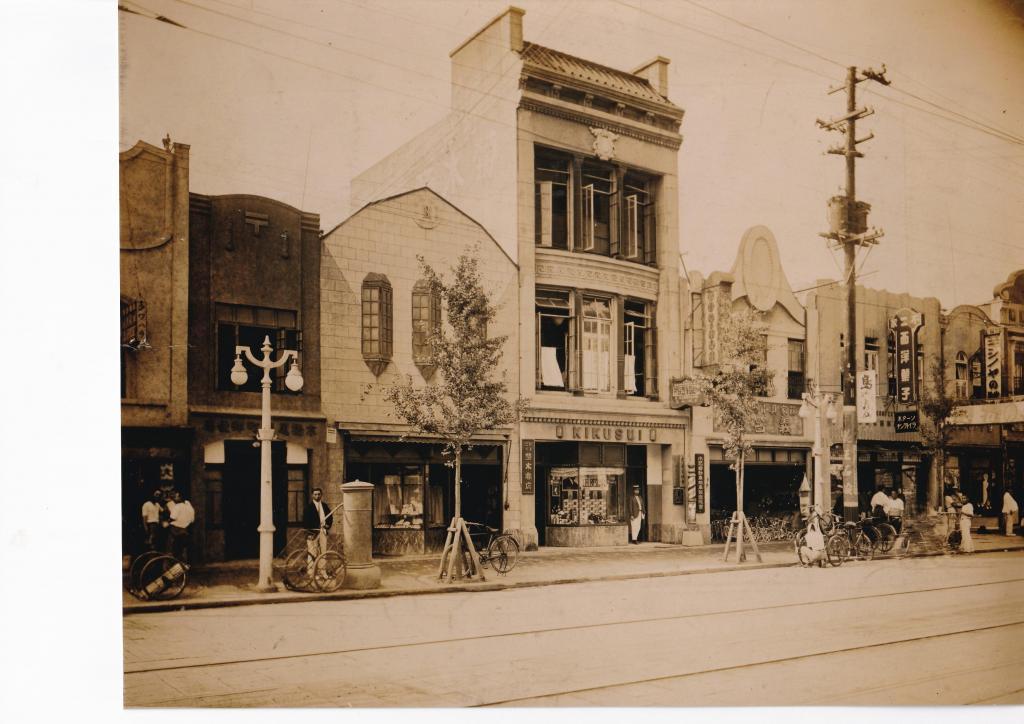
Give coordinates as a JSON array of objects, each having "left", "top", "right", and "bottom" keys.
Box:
[{"left": 123, "top": 533, "right": 1024, "bottom": 615}]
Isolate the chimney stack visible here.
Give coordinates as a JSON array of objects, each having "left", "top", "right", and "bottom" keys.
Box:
[{"left": 632, "top": 56, "right": 670, "bottom": 98}]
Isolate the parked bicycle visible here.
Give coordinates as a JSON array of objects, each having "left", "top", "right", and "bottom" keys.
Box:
[
  {"left": 125, "top": 550, "right": 189, "bottom": 600},
  {"left": 794, "top": 509, "right": 848, "bottom": 567},
  {"left": 463, "top": 522, "right": 520, "bottom": 575},
  {"left": 281, "top": 502, "right": 347, "bottom": 592}
]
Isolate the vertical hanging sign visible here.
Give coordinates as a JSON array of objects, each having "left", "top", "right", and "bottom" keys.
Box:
[
  {"left": 888, "top": 310, "right": 923, "bottom": 404},
  {"left": 983, "top": 328, "right": 1003, "bottom": 398},
  {"left": 856, "top": 369, "right": 878, "bottom": 423},
  {"left": 521, "top": 440, "right": 535, "bottom": 495},
  {"left": 694, "top": 453, "right": 706, "bottom": 515}
]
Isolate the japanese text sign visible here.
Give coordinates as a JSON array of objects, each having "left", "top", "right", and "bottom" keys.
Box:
[{"left": 888, "top": 310, "right": 923, "bottom": 404}]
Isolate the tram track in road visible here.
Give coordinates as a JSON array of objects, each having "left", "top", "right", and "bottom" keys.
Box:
[
  {"left": 125, "top": 574, "right": 1024, "bottom": 676},
  {"left": 484, "top": 621, "right": 1024, "bottom": 707}
]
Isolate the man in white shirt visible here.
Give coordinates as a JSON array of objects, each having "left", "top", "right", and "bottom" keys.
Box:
[
  {"left": 869, "top": 488, "right": 892, "bottom": 519},
  {"left": 887, "top": 490, "right": 905, "bottom": 532},
  {"left": 1003, "top": 490, "right": 1019, "bottom": 536},
  {"left": 141, "top": 490, "right": 166, "bottom": 551},
  {"left": 167, "top": 490, "right": 195, "bottom": 562}
]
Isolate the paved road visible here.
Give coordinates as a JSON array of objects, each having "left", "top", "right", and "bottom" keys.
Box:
[{"left": 124, "top": 551, "right": 1024, "bottom": 707}]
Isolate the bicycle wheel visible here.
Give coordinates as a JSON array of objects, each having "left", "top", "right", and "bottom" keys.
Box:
[
  {"left": 826, "top": 534, "right": 848, "bottom": 567},
  {"left": 854, "top": 532, "right": 874, "bottom": 561},
  {"left": 139, "top": 555, "right": 188, "bottom": 600},
  {"left": 129, "top": 550, "right": 163, "bottom": 591},
  {"left": 283, "top": 549, "right": 315, "bottom": 591},
  {"left": 876, "top": 523, "right": 897, "bottom": 553},
  {"left": 793, "top": 529, "right": 807, "bottom": 557},
  {"left": 313, "top": 551, "right": 346, "bottom": 592},
  {"left": 487, "top": 535, "right": 520, "bottom": 574}
]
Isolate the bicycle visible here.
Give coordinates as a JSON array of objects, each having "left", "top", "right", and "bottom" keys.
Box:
[
  {"left": 463, "top": 522, "right": 520, "bottom": 575},
  {"left": 794, "top": 509, "right": 847, "bottom": 567},
  {"left": 125, "top": 550, "right": 189, "bottom": 600},
  {"left": 281, "top": 502, "right": 347, "bottom": 592}
]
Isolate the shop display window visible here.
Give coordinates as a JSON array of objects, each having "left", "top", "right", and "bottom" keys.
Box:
[
  {"left": 372, "top": 465, "right": 424, "bottom": 529},
  {"left": 548, "top": 466, "right": 624, "bottom": 526}
]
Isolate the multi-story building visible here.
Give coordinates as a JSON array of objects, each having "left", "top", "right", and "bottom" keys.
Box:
[
  {"left": 942, "top": 268, "right": 1024, "bottom": 515},
  {"left": 351, "top": 7, "right": 692, "bottom": 547},
  {"left": 186, "top": 192, "right": 326, "bottom": 562},
  {"left": 320, "top": 188, "right": 519, "bottom": 555},
  {"left": 806, "top": 282, "right": 942, "bottom": 514},
  {"left": 120, "top": 138, "right": 191, "bottom": 555},
  {"left": 687, "top": 226, "right": 813, "bottom": 529}
]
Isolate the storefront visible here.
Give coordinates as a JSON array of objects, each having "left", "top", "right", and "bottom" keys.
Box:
[
  {"left": 342, "top": 433, "right": 506, "bottom": 556},
  {"left": 856, "top": 446, "right": 928, "bottom": 515},
  {"left": 121, "top": 427, "right": 193, "bottom": 556},
  {"left": 946, "top": 425, "right": 1002, "bottom": 513},
  {"left": 521, "top": 415, "right": 688, "bottom": 547},
  {"left": 709, "top": 445, "right": 808, "bottom": 518}
]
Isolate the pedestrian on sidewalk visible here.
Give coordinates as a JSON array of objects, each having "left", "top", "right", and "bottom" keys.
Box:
[
  {"left": 958, "top": 494, "right": 975, "bottom": 553},
  {"left": 1002, "top": 489, "right": 1019, "bottom": 536},
  {"left": 303, "top": 487, "right": 333, "bottom": 559},
  {"left": 141, "top": 489, "right": 166, "bottom": 551},
  {"left": 167, "top": 490, "right": 195, "bottom": 562},
  {"left": 628, "top": 485, "right": 644, "bottom": 544}
]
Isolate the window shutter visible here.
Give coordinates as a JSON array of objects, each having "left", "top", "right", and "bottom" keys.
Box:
[
  {"left": 535, "top": 310, "right": 542, "bottom": 390},
  {"left": 568, "top": 291, "right": 581, "bottom": 392},
  {"left": 643, "top": 191, "right": 657, "bottom": 265},
  {"left": 571, "top": 156, "right": 583, "bottom": 252},
  {"left": 581, "top": 184, "right": 595, "bottom": 250},
  {"left": 645, "top": 304, "right": 658, "bottom": 399},
  {"left": 538, "top": 181, "right": 553, "bottom": 247},
  {"left": 609, "top": 167, "right": 624, "bottom": 258},
  {"left": 615, "top": 295, "right": 626, "bottom": 398}
]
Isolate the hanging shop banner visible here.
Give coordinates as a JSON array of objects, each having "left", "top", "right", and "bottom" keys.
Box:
[
  {"left": 888, "top": 310, "right": 923, "bottom": 404},
  {"left": 669, "top": 377, "right": 705, "bottom": 409},
  {"left": 856, "top": 369, "right": 878, "bottom": 423},
  {"left": 894, "top": 410, "right": 919, "bottom": 433},
  {"left": 983, "top": 328, "right": 1003, "bottom": 399},
  {"left": 694, "top": 453, "right": 706, "bottom": 514},
  {"left": 521, "top": 439, "right": 535, "bottom": 495}
]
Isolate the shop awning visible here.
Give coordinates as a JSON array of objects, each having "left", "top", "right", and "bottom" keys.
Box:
[{"left": 340, "top": 426, "right": 510, "bottom": 444}]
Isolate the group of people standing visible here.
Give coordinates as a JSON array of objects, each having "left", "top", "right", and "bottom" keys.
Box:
[{"left": 141, "top": 489, "right": 195, "bottom": 562}]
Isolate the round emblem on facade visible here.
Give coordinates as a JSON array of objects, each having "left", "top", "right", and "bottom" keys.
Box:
[{"left": 590, "top": 127, "right": 617, "bottom": 161}]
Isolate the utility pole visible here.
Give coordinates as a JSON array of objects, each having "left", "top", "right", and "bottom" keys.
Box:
[{"left": 818, "top": 65, "right": 889, "bottom": 522}]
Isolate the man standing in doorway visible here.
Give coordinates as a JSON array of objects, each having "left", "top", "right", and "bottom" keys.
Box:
[
  {"left": 303, "top": 487, "right": 333, "bottom": 559},
  {"left": 629, "top": 484, "right": 644, "bottom": 544},
  {"left": 167, "top": 490, "right": 195, "bottom": 562},
  {"left": 141, "top": 489, "right": 165, "bottom": 551}
]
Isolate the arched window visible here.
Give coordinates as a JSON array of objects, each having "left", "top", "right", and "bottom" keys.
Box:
[
  {"left": 411, "top": 278, "right": 441, "bottom": 377},
  {"left": 361, "top": 273, "right": 393, "bottom": 376},
  {"left": 954, "top": 351, "right": 968, "bottom": 399}
]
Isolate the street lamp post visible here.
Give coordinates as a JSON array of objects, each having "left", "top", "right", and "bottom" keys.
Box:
[
  {"left": 230, "top": 335, "right": 303, "bottom": 592},
  {"left": 799, "top": 388, "right": 838, "bottom": 513}
]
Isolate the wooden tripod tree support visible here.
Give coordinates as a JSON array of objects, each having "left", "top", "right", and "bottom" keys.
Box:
[
  {"left": 721, "top": 510, "right": 763, "bottom": 564},
  {"left": 437, "top": 516, "right": 486, "bottom": 583}
]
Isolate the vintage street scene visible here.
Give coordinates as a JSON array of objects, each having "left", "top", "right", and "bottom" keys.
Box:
[{"left": 11, "top": 0, "right": 1024, "bottom": 717}]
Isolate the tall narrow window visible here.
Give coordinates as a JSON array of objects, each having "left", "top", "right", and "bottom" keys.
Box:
[
  {"left": 411, "top": 279, "right": 441, "bottom": 377},
  {"left": 954, "top": 351, "right": 968, "bottom": 399},
  {"left": 622, "top": 172, "right": 650, "bottom": 260},
  {"left": 787, "top": 339, "right": 805, "bottom": 399},
  {"left": 624, "top": 299, "right": 656, "bottom": 397},
  {"left": 361, "top": 273, "right": 393, "bottom": 376},
  {"left": 970, "top": 353, "right": 984, "bottom": 399},
  {"left": 580, "top": 161, "right": 613, "bottom": 255},
  {"left": 537, "top": 289, "right": 571, "bottom": 390},
  {"left": 581, "top": 297, "right": 612, "bottom": 392},
  {"left": 534, "top": 149, "right": 570, "bottom": 249},
  {"left": 864, "top": 337, "right": 880, "bottom": 372},
  {"left": 1013, "top": 340, "right": 1024, "bottom": 395}
]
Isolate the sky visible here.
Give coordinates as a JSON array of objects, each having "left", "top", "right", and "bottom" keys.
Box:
[{"left": 116, "top": 0, "right": 1024, "bottom": 309}]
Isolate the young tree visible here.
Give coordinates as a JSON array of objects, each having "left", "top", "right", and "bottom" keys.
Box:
[
  {"left": 698, "top": 308, "right": 773, "bottom": 563},
  {"left": 919, "top": 359, "right": 960, "bottom": 511},
  {"left": 381, "top": 248, "right": 526, "bottom": 581}
]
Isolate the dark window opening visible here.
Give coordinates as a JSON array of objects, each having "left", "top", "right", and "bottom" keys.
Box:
[
  {"left": 537, "top": 290, "right": 571, "bottom": 390},
  {"left": 534, "top": 149, "right": 570, "bottom": 250},
  {"left": 787, "top": 339, "right": 805, "bottom": 399},
  {"left": 216, "top": 303, "right": 300, "bottom": 393}
]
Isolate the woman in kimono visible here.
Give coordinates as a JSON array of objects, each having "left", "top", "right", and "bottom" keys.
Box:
[{"left": 959, "top": 494, "right": 975, "bottom": 553}]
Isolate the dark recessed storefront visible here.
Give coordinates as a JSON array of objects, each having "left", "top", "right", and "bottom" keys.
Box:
[
  {"left": 709, "top": 446, "right": 807, "bottom": 519},
  {"left": 344, "top": 437, "right": 504, "bottom": 556}
]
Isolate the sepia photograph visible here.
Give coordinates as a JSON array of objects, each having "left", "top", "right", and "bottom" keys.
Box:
[{"left": 4, "top": 0, "right": 1024, "bottom": 719}]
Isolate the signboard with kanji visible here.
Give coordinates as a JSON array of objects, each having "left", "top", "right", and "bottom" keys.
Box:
[
  {"left": 894, "top": 410, "right": 919, "bottom": 433},
  {"left": 857, "top": 369, "right": 878, "bottom": 423},
  {"left": 888, "top": 310, "right": 923, "bottom": 404},
  {"left": 669, "top": 377, "right": 705, "bottom": 409},
  {"left": 521, "top": 440, "right": 535, "bottom": 495},
  {"left": 694, "top": 453, "right": 706, "bottom": 514}
]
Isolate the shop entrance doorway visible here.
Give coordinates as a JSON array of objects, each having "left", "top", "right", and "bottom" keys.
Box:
[{"left": 223, "top": 440, "right": 287, "bottom": 560}]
